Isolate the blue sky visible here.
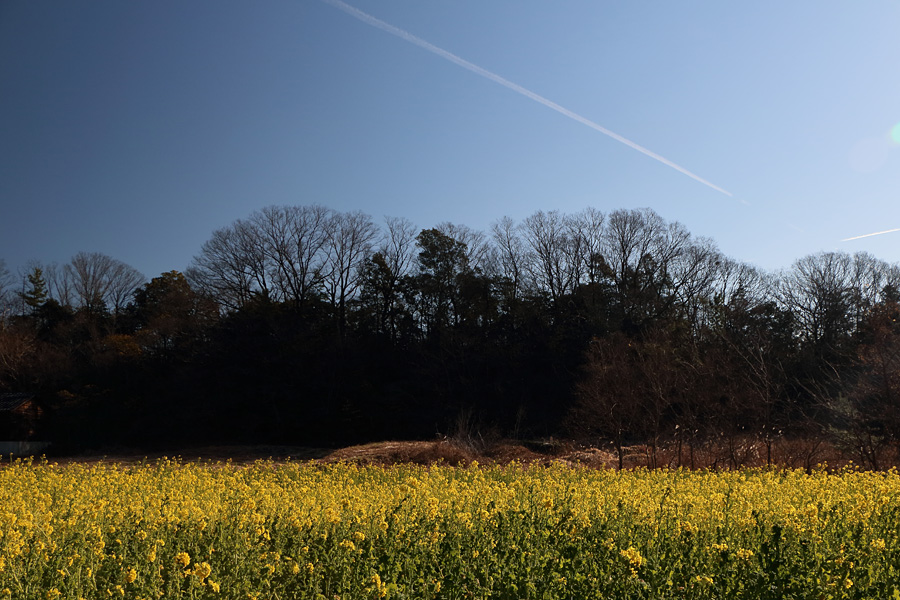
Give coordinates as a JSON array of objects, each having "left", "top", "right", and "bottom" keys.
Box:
[{"left": 1, "top": 1, "right": 899, "bottom": 281}]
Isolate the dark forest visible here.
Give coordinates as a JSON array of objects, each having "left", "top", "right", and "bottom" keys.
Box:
[{"left": 2, "top": 206, "right": 899, "bottom": 468}]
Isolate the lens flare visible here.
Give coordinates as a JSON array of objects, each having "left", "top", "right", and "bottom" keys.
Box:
[{"left": 891, "top": 123, "right": 900, "bottom": 145}]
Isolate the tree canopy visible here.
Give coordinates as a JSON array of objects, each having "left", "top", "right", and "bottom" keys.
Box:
[{"left": 3, "top": 206, "right": 900, "bottom": 466}]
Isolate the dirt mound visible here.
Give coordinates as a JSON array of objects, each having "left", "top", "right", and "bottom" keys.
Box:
[
  {"left": 324, "top": 440, "right": 617, "bottom": 468},
  {"left": 53, "top": 440, "right": 619, "bottom": 469},
  {"left": 324, "top": 440, "right": 475, "bottom": 466},
  {"left": 558, "top": 447, "right": 617, "bottom": 468},
  {"left": 482, "top": 442, "right": 545, "bottom": 464}
]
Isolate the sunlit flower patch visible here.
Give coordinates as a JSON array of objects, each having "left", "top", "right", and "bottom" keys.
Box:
[{"left": 1, "top": 458, "right": 899, "bottom": 598}]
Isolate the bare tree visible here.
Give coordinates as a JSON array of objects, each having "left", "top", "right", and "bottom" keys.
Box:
[
  {"left": 602, "top": 208, "right": 663, "bottom": 286},
  {"left": 65, "top": 252, "right": 145, "bottom": 315},
  {"left": 710, "top": 258, "right": 770, "bottom": 308},
  {"left": 579, "top": 326, "right": 706, "bottom": 468},
  {"left": 188, "top": 219, "right": 273, "bottom": 311},
  {"left": 779, "top": 251, "right": 896, "bottom": 345},
  {"left": 717, "top": 298, "right": 794, "bottom": 465},
  {"left": 847, "top": 252, "right": 897, "bottom": 332},
  {"left": 253, "top": 205, "right": 333, "bottom": 307},
  {"left": 0, "top": 259, "right": 13, "bottom": 320},
  {"left": 777, "top": 252, "right": 858, "bottom": 347},
  {"left": 601, "top": 208, "right": 692, "bottom": 330},
  {"left": 67, "top": 252, "right": 111, "bottom": 312},
  {"left": 568, "top": 207, "right": 606, "bottom": 285},
  {"left": 846, "top": 299, "right": 900, "bottom": 468},
  {"left": 630, "top": 329, "right": 694, "bottom": 468},
  {"left": 381, "top": 216, "right": 418, "bottom": 283},
  {"left": 491, "top": 216, "right": 528, "bottom": 301},
  {"left": 190, "top": 209, "right": 412, "bottom": 316},
  {"left": 0, "top": 325, "right": 35, "bottom": 390},
  {"left": 570, "top": 333, "right": 645, "bottom": 469},
  {"left": 358, "top": 216, "right": 418, "bottom": 340},
  {"left": 43, "top": 262, "right": 76, "bottom": 309},
  {"left": 323, "top": 210, "right": 378, "bottom": 332},
  {"left": 521, "top": 210, "right": 578, "bottom": 302},
  {"left": 436, "top": 222, "right": 491, "bottom": 273},
  {"left": 668, "top": 237, "right": 722, "bottom": 332},
  {"left": 107, "top": 260, "right": 147, "bottom": 315}
]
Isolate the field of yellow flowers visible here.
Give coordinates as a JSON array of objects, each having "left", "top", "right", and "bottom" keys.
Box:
[{"left": 1, "top": 458, "right": 899, "bottom": 599}]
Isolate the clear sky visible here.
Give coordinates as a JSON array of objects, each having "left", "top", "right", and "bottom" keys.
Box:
[{"left": 1, "top": 1, "right": 899, "bottom": 281}]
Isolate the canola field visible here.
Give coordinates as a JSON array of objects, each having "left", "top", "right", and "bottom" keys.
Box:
[{"left": 1, "top": 459, "right": 899, "bottom": 600}]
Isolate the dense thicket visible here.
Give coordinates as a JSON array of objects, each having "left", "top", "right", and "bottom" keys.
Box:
[{"left": 2, "top": 207, "right": 900, "bottom": 465}]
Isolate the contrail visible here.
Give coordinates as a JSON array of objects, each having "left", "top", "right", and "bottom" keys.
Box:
[
  {"left": 841, "top": 228, "right": 900, "bottom": 242},
  {"left": 321, "top": 0, "right": 733, "bottom": 197}
]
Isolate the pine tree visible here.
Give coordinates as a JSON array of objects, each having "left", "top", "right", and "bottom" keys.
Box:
[{"left": 20, "top": 267, "right": 48, "bottom": 313}]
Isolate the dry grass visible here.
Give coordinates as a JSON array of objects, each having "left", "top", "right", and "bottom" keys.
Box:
[
  {"left": 52, "top": 439, "right": 614, "bottom": 468},
  {"left": 44, "top": 436, "right": 899, "bottom": 470}
]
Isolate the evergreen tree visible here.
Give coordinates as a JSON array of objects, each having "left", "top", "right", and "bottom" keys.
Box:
[{"left": 20, "top": 267, "right": 48, "bottom": 314}]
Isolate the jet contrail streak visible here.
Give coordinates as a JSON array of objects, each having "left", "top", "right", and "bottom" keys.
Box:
[
  {"left": 841, "top": 228, "right": 900, "bottom": 242},
  {"left": 321, "top": 0, "right": 733, "bottom": 197}
]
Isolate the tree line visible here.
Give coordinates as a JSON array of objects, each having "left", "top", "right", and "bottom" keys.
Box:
[{"left": 2, "top": 206, "right": 900, "bottom": 466}]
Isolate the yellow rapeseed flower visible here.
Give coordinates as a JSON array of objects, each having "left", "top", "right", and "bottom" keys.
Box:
[
  {"left": 620, "top": 547, "right": 644, "bottom": 568},
  {"left": 192, "top": 562, "right": 212, "bottom": 580}
]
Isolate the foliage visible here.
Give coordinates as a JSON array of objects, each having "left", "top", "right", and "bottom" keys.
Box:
[
  {"left": 3, "top": 206, "right": 900, "bottom": 452},
  {"left": 20, "top": 268, "right": 48, "bottom": 313}
]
